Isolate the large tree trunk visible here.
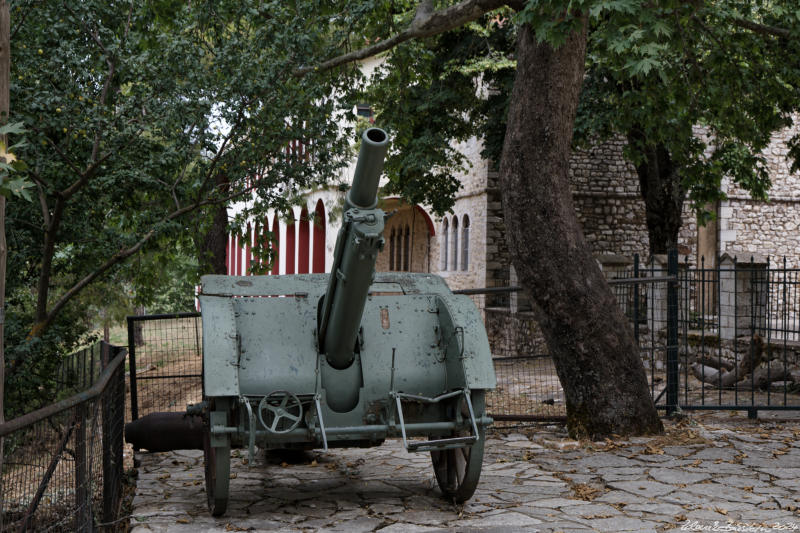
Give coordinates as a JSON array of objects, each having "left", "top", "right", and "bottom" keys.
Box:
[
  {"left": 0, "top": 0, "right": 10, "bottom": 479},
  {"left": 499, "top": 19, "right": 663, "bottom": 438},
  {"left": 195, "top": 174, "right": 230, "bottom": 276},
  {"left": 627, "top": 130, "right": 685, "bottom": 256}
]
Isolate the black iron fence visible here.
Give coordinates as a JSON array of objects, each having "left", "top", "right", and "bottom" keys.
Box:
[
  {"left": 470, "top": 249, "right": 800, "bottom": 421},
  {"left": 6, "top": 342, "right": 110, "bottom": 422},
  {"left": 0, "top": 342, "right": 126, "bottom": 532},
  {"left": 674, "top": 253, "right": 800, "bottom": 417}
]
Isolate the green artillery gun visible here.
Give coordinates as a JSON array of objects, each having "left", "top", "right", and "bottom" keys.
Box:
[{"left": 197, "top": 128, "right": 496, "bottom": 515}]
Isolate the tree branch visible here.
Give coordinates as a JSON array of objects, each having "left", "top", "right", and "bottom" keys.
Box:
[
  {"left": 34, "top": 181, "right": 50, "bottom": 227},
  {"left": 27, "top": 125, "right": 84, "bottom": 178},
  {"left": 193, "top": 99, "right": 253, "bottom": 204},
  {"left": 293, "top": 0, "right": 514, "bottom": 76},
  {"left": 10, "top": 0, "right": 42, "bottom": 40},
  {"left": 731, "top": 17, "right": 792, "bottom": 39},
  {"left": 65, "top": 4, "right": 118, "bottom": 165},
  {"left": 34, "top": 183, "right": 260, "bottom": 334},
  {"left": 33, "top": 196, "right": 64, "bottom": 323}
]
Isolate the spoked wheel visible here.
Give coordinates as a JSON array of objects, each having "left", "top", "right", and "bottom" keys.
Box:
[
  {"left": 203, "top": 400, "right": 231, "bottom": 516},
  {"left": 430, "top": 390, "right": 486, "bottom": 503},
  {"left": 258, "top": 390, "right": 303, "bottom": 433}
]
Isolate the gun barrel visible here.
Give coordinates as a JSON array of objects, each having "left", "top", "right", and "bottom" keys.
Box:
[
  {"left": 347, "top": 128, "right": 389, "bottom": 209},
  {"left": 318, "top": 128, "right": 389, "bottom": 386}
]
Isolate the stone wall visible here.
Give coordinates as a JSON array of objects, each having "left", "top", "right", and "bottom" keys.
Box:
[
  {"left": 483, "top": 169, "right": 511, "bottom": 308},
  {"left": 569, "top": 137, "right": 650, "bottom": 258},
  {"left": 434, "top": 192, "right": 489, "bottom": 299},
  {"left": 427, "top": 136, "right": 493, "bottom": 309},
  {"left": 484, "top": 308, "right": 546, "bottom": 358},
  {"left": 716, "top": 125, "right": 800, "bottom": 267},
  {"left": 722, "top": 201, "right": 800, "bottom": 268}
]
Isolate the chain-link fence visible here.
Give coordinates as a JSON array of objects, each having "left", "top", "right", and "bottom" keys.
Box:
[
  {"left": 456, "top": 286, "right": 567, "bottom": 423},
  {"left": 0, "top": 342, "right": 126, "bottom": 532}
]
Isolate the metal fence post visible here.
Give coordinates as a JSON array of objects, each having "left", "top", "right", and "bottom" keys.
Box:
[
  {"left": 666, "top": 249, "right": 679, "bottom": 416},
  {"left": 74, "top": 403, "right": 89, "bottom": 531},
  {"left": 102, "top": 346, "right": 126, "bottom": 525},
  {"left": 633, "top": 254, "right": 640, "bottom": 342},
  {"left": 127, "top": 316, "right": 140, "bottom": 422},
  {"left": 101, "top": 343, "right": 114, "bottom": 525},
  {"left": 115, "top": 350, "right": 125, "bottom": 488},
  {"left": 102, "top": 371, "right": 112, "bottom": 525}
]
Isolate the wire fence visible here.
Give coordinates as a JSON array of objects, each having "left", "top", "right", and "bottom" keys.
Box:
[
  {"left": 127, "top": 313, "right": 202, "bottom": 422},
  {"left": 0, "top": 342, "right": 126, "bottom": 532},
  {"left": 126, "top": 254, "right": 800, "bottom": 428}
]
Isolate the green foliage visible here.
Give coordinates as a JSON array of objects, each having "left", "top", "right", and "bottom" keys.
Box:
[
  {"left": 516, "top": 0, "right": 593, "bottom": 47},
  {"left": 361, "top": 0, "right": 800, "bottom": 225},
  {"left": 0, "top": 122, "right": 31, "bottom": 200},
  {"left": 363, "top": 12, "right": 515, "bottom": 214},
  {"left": 4, "top": 285, "right": 96, "bottom": 418},
  {"left": 6, "top": 0, "right": 375, "bottom": 411},
  {"left": 576, "top": 0, "right": 800, "bottom": 213}
]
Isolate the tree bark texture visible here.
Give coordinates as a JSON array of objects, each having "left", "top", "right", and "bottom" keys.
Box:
[
  {"left": 195, "top": 174, "right": 230, "bottom": 276},
  {"left": 133, "top": 305, "right": 145, "bottom": 347},
  {"left": 627, "top": 131, "right": 685, "bottom": 256},
  {"left": 499, "top": 20, "right": 663, "bottom": 438},
  {"left": 0, "top": 0, "right": 10, "bottom": 472}
]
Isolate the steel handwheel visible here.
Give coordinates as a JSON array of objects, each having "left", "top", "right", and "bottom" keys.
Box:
[
  {"left": 203, "top": 401, "right": 231, "bottom": 516},
  {"left": 430, "top": 390, "right": 486, "bottom": 503},
  {"left": 258, "top": 390, "right": 303, "bottom": 434}
]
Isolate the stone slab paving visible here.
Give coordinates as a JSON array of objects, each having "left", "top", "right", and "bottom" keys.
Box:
[{"left": 130, "top": 420, "right": 800, "bottom": 532}]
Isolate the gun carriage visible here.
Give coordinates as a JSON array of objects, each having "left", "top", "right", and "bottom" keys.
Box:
[{"left": 197, "top": 128, "right": 496, "bottom": 515}]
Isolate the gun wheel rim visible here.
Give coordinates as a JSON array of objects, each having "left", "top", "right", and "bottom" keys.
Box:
[
  {"left": 204, "top": 403, "right": 230, "bottom": 516},
  {"left": 430, "top": 391, "right": 485, "bottom": 503}
]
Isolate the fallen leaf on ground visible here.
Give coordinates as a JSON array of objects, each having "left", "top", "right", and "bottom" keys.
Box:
[
  {"left": 644, "top": 443, "right": 664, "bottom": 455},
  {"left": 572, "top": 483, "right": 603, "bottom": 501}
]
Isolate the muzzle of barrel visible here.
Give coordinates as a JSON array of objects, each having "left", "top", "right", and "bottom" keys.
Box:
[{"left": 346, "top": 128, "right": 389, "bottom": 210}]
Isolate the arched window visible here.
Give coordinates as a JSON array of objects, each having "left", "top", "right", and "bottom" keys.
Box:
[
  {"left": 286, "top": 216, "right": 296, "bottom": 275},
  {"left": 461, "top": 215, "right": 470, "bottom": 271},
  {"left": 441, "top": 219, "right": 449, "bottom": 271},
  {"left": 451, "top": 216, "right": 459, "bottom": 271},
  {"left": 389, "top": 228, "right": 396, "bottom": 270},
  {"left": 245, "top": 223, "right": 252, "bottom": 275},
  {"left": 298, "top": 207, "right": 310, "bottom": 274},
  {"left": 268, "top": 217, "right": 278, "bottom": 275},
  {"left": 312, "top": 199, "right": 326, "bottom": 273},
  {"left": 403, "top": 225, "right": 410, "bottom": 271}
]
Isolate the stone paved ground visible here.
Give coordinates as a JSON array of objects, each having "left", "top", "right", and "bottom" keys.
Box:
[{"left": 130, "top": 419, "right": 800, "bottom": 532}]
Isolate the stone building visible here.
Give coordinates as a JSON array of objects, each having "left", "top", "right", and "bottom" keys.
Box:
[{"left": 224, "top": 112, "right": 800, "bottom": 357}]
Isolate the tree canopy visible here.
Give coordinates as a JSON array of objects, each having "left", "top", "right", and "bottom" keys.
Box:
[
  {"left": 578, "top": 0, "right": 800, "bottom": 252},
  {"left": 5, "top": 0, "right": 365, "bottom": 414},
  {"left": 362, "top": 1, "right": 800, "bottom": 253}
]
